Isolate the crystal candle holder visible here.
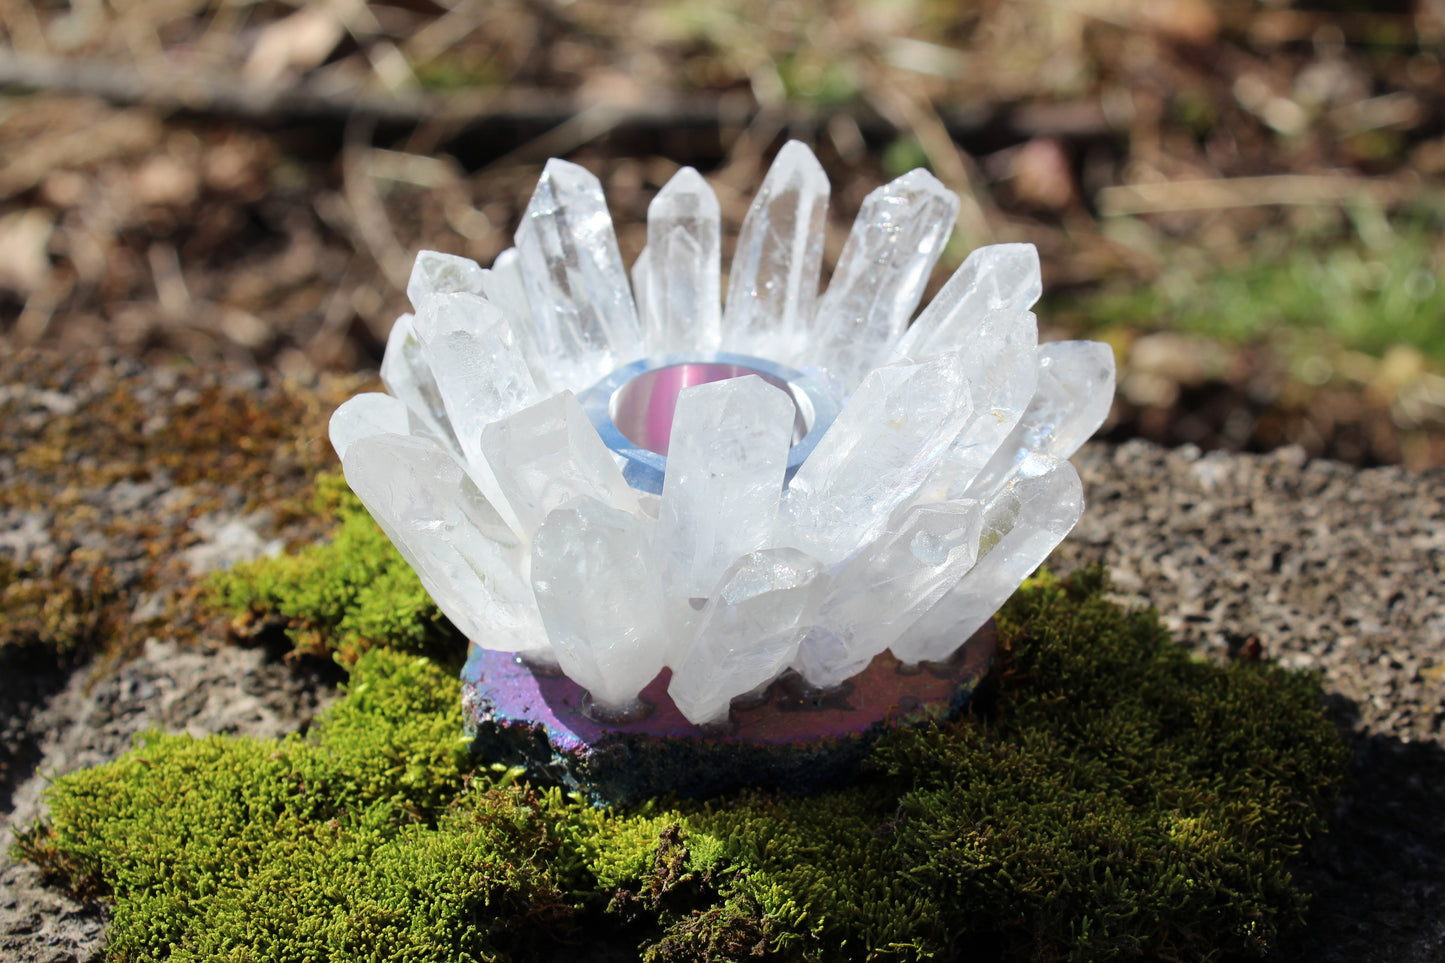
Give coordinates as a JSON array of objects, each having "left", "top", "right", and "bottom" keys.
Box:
[{"left": 329, "top": 142, "right": 1115, "bottom": 802}]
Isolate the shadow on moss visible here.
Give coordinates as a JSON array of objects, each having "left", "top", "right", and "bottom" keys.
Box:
[{"left": 19, "top": 566, "right": 1350, "bottom": 962}]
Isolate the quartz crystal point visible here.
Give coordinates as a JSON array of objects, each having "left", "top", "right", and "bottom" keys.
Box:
[
  {"left": 891, "top": 246, "right": 1043, "bottom": 504},
  {"left": 797, "top": 498, "right": 983, "bottom": 688},
  {"left": 379, "top": 313, "right": 458, "bottom": 456},
  {"left": 655, "top": 376, "right": 794, "bottom": 600},
  {"left": 668, "top": 548, "right": 829, "bottom": 726},
  {"left": 409, "top": 291, "right": 544, "bottom": 536},
  {"left": 406, "top": 249, "right": 489, "bottom": 309},
  {"left": 328, "top": 392, "right": 422, "bottom": 462},
  {"left": 340, "top": 431, "right": 554, "bottom": 663},
  {"left": 811, "top": 169, "right": 958, "bottom": 398},
  {"left": 481, "top": 391, "right": 640, "bottom": 538},
  {"left": 531, "top": 496, "right": 668, "bottom": 713},
  {"left": 891, "top": 243, "right": 1042, "bottom": 362},
  {"left": 723, "top": 141, "right": 829, "bottom": 362},
  {"left": 967, "top": 340, "right": 1116, "bottom": 500},
  {"left": 515, "top": 159, "right": 645, "bottom": 389},
  {"left": 783, "top": 351, "right": 973, "bottom": 565},
  {"left": 891, "top": 453, "right": 1083, "bottom": 666},
  {"left": 637, "top": 166, "right": 722, "bottom": 355}
]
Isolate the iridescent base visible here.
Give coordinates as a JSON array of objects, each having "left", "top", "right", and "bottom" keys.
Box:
[{"left": 461, "top": 623, "right": 995, "bottom": 806}]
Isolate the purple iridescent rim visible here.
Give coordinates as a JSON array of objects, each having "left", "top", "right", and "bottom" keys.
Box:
[{"left": 460, "top": 624, "right": 995, "bottom": 804}]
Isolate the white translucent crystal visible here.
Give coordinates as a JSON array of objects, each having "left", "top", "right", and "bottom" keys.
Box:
[
  {"left": 783, "top": 351, "right": 973, "bottom": 565},
  {"left": 638, "top": 167, "right": 722, "bottom": 355},
  {"left": 891, "top": 453, "right": 1083, "bottom": 665},
  {"left": 406, "top": 250, "right": 489, "bottom": 310},
  {"left": 406, "top": 292, "right": 542, "bottom": 537},
  {"left": 891, "top": 246, "right": 1043, "bottom": 504},
  {"left": 531, "top": 496, "right": 667, "bottom": 711},
  {"left": 797, "top": 498, "right": 983, "bottom": 688},
  {"left": 891, "top": 243, "right": 1042, "bottom": 362},
  {"left": 341, "top": 431, "right": 554, "bottom": 663},
  {"left": 481, "top": 391, "right": 640, "bottom": 538},
  {"left": 722, "top": 141, "right": 829, "bottom": 361},
  {"left": 328, "top": 392, "right": 422, "bottom": 462},
  {"left": 901, "top": 309, "right": 1040, "bottom": 507},
  {"left": 810, "top": 169, "right": 958, "bottom": 397},
  {"left": 967, "top": 340, "right": 1116, "bottom": 500},
  {"left": 380, "top": 313, "right": 458, "bottom": 455},
  {"left": 630, "top": 244, "right": 652, "bottom": 339},
  {"left": 414, "top": 292, "right": 543, "bottom": 469},
  {"left": 515, "top": 159, "right": 644, "bottom": 389},
  {"left": 668, "top": 548, "right": 829, "bottom": 726},
  {"left": 655, "top": 376, "right": 794, "bottom": 599},
  {"left": 482, "top": 247, "right": 550, "bottom": 392}
]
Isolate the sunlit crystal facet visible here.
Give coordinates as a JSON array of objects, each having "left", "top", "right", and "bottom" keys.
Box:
[
  {"left": 901, "top": 309, "right": 1040, "bottom": 506},
  {"left": 891, "top": 453, "right": 1083, "bottom": 665},
  {"left": 406, "top": 249, "right": 489, "bottom": 310},
  {"left": 515, "top": 159, "right": 645, "bottom": 388},
  {"left": 481, "top": 247, "right": 550, "bottom": 391},
  {"left": 655, "top": 375, "right": 794, "bottom": 599},
  {"left": 531, "top": 496, "right": 667, "bottom": 711},
  {"left": 415, "top": 292, "right": 543, "bottom": 470},
  {"left": 379, "top": 313, "right": 457, "bottom": 455},
  {"left": 798, "top": 499, "right": 983, "bottom": 688},
  {"left": 783, "top": 351, "right": 973, "bottom": 565},
  {"left": 967, "top": 340, "right": 1116, "bottom": 500},
  {"left": 811, "top": 169, "right": 958, "bottom": 397},
  {"left": 722, "top": 141, "right": 829, "bottom": 362},
  {"left": 668, "top": 548, "right": 829, "bottom": 726},
  {"left": 890, "top": 243, "right": 1042, "bottom": 362},
  {"left": 328, "top": 391, "right": 422, "bottom": 462},
  {"left": 638, "top": 166, "right": 722, "bottom": 355},
  {"left": 481, "top": 390, "right": 640, "bottom": 539},
  {"left": 341, "top": 431, "right": 553, "bottom": 663}
]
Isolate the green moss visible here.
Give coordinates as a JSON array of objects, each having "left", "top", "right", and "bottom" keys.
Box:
[
  {"left": 870, "top": 569, "right": 1349, "bottom": 960},
  {"left": 20, "top": 568, "right": 1349, "bottom": 962},
  {"left": 211, "top": 473, "right": 452, "bottom": 663}
]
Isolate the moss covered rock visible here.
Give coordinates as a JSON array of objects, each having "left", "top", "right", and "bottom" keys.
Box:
[{"left": 17, "top": 555, "right": 1349, "bottom": 962}]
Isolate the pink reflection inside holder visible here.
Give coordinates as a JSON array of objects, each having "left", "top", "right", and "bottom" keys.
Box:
[{"left": 609, "top": 363, "right": 805, "bottom": 455}]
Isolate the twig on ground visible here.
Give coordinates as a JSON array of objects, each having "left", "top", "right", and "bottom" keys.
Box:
[{"left": 1096, "top": 174, "right": 1421, "bottom": 215}]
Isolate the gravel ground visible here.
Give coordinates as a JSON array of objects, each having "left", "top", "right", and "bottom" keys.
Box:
[
  {"left": 1059, "top": 441, "right": 1445, "bottom": 963},
  {"left": 1, "top": 401, "right": 1442, "bottom": 960}
]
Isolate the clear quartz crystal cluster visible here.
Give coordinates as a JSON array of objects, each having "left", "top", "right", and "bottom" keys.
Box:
[{"left": 330, "top": 142, "right": 1115, "bottom": 728}]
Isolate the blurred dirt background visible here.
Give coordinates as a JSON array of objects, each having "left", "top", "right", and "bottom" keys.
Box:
[{"left": 2, "top": 0, "right": 1444, "bottom": 468}]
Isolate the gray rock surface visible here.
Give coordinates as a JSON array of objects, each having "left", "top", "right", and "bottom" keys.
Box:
[
  {"left": 2, "top": 436, "right": 1442, "bottom": 961},
  {"left": 0, "top": 638, "right": 337, "bottom": 963}
]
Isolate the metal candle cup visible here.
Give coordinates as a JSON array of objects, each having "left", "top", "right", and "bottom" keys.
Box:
[{"left": 579, "top": 351, "right": 840, "bottom": 494}]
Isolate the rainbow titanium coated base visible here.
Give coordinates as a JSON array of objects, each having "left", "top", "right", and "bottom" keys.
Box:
[{"left": 461, "top": 623, "right": 995, "bottom": 806}]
